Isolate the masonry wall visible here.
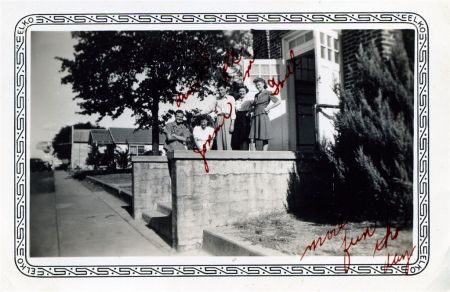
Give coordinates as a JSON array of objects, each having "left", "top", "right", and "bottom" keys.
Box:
[
  {"left": 168, "top": 150, "right": 296, "bottom": 251},
  {"left": 252, "top": 30, "right": 288, "bottom": 59},
  {"left": 132, "top": 156, "right": 171, "bottom": 220}
]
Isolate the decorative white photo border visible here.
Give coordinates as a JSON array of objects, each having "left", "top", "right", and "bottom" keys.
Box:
[{"left": 14, "top": 12, "right": 429, "bottom": 277}]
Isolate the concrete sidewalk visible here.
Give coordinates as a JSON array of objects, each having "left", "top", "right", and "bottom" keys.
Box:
[{"left": 30, "top": 171, "right": 173, "bottom": 257}]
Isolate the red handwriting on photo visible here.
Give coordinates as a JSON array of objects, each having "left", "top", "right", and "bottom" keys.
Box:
[
  {"left": 177, "top": 49, "right": 245, "bottom": 107},
  {"left": 299, "top": 224, "right": 415, "bottom": 274},
  {"left": 223, "top": 49, "right": 243, "bottom": 75},
  {"left": 223, "top": 49, "right": 256, "bottom": 83},
  {"left": 372, "top": 226, "right": 399, "bottom": 256},
  {"left": 175, "top": 49, "right": 211, "bottom": 107},
  {"left": 176, "top": 83, "right": 200, "bottom": 107},
  {"left": 341, "top": 226, "right": 376, "bottom": 272},
  {"left": 299, "top": 223, "right": 347, "bottom": 260},
  {"left": 193, "top": 102, "right": 233, "bottom": 173},
  {"left": 268, "top": 49, "right": 300, "bottom": 96},
  {"left": 243, "top": 57, "right": 255, "bottom": 81},
  {"left": 383, "top": 246, "right": 416, "bottom": 274}
]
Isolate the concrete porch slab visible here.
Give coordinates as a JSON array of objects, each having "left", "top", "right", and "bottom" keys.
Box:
[{"left": 203, "top": 228, "right": 285, "bottom": 256}]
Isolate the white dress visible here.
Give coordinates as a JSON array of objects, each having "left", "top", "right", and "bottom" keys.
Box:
[{"left": 193, "top": 125, "right": 215, "bottom": 150}]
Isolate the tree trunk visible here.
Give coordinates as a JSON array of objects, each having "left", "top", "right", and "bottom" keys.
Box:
[{"left": 151, "top": 101, "right": 160, "bottom": 156}]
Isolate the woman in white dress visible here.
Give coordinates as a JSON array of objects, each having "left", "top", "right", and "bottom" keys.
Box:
[{"left": 193, "top": 115, "right": 215, "bottom": 151}]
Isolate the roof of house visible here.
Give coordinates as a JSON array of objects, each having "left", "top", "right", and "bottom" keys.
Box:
[
  {"left": 108, "top": 127, "right": 165, "bottom": 145},
  {"left": 90, "top": 129, "right": 113, "bottom": 145},
  {"left": 72, "top": 129, "right": 90, "bottom": 143}
]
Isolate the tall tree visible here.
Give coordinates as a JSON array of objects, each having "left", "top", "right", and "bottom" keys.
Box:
[
  {"left": 329, "top": 35, "right": 414, "bottom": 226},
  {"left": 85, "top": 144, "right": 102, "bottom": 171},
  {"left": 58, "top": 31, "right": 251, "bottom": 155},
  {"left": 51, "top": 122, "right": 100, "bottom": 162}
]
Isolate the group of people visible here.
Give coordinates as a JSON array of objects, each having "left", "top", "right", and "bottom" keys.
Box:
[{"left": 163, "top": 77, "right": 281, "bottom": 153}]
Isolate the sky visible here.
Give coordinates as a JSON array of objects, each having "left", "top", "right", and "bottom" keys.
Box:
[{"left": 30, "top": 31, "right": 215, "bottom": 160}]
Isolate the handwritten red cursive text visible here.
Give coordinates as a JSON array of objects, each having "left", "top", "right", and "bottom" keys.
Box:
[
  {"left": 176, "top": 83, "right": 200, "bottom": 107},
  {"left": 299, "top": 223, "right": 415, "bottom": 274},
  {"left": 341, "top": 226, "right": 377, "bottom": 272},
  {"left": 267, "top": 49, "right": 300, "bottom": 96},
  {"left": 383, "top": 246, "right": 416, "bottom": 274},
  {"left": 223, "top": 49, "right": 243, "bottom": 72},
  {"left": 372, "top": 226, "right": 399, "bottom": 256},
  {"left": 243, "top": 57, "right": 255, "bottom": 81},
  {"left": 299, "top": 222, "right": 347, "bottom": 260},
  {"left": 193, "top": 102, "right": 233, "bottom": 173}
]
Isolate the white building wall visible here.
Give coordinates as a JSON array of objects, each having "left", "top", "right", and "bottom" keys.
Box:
[
  {"left": 116, "top": 143, "right": 162, "bottom": 154},
  {"left": 314, "top": 30, "right": 341, "bottom": 144},
  {"left": 70, "top": 143, "right": 91, "bottom": 170}
]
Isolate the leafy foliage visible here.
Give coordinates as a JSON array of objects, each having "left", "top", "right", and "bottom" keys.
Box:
[
  {"left": 328, "top": 36, "right": 414, "bottom": 226},
  {"left": 285, "top": 143, "right": 339, "bottom": 224},
  {"left": 115, "top": 148, "right": 131, "bottom": 170},
  {"left": 57, "top": 31, "right": 251, "bottom": 155},
  {"left": 85, "top": 144, "right": 102, "bottom": 170}
]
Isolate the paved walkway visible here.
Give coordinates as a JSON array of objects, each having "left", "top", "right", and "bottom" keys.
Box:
[{"left": 30, "top": 171, "right": 173, "bottom": 257}]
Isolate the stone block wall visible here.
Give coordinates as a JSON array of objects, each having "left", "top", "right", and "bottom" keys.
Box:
[
  {"left": 132, "top": 156, "right": 171, "bottom": 220},
  {"left": 168, "top": 150, "right": 297, "bottom": 251}
]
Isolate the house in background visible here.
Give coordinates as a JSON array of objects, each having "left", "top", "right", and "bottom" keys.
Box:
[
  {"left": 70, "top": 127, "right": 164, "bottom": 169},
  {"left": 70, "top": 128, "right": 91, "bottom": 169},
  {"left": 108, "top": 127, "right": 165, "bottom": 156},
  {"left": 243, "top": 29, "right": 408, "bottom": 152}
]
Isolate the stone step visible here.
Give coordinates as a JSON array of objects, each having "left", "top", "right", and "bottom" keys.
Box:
[
  {"left": 142, "top": 210, "right": 170, "bottom": 222},
  {"left": 142, "top": 210, "right": 172, "bottom": 243},
  {"left": 202, "top": 228, "right": 285, "bottom": 256},
  {"left": 155, "top": 201, "right": 172, "bottom": 215}
]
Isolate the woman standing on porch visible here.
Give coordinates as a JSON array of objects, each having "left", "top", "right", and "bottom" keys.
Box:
[
  {"left": 231, "top": 85, "right": 252, "bottom": 150},
  {"left": 249, "top": 77, "right": 281, "bottom": 151},
  {"left": 202, "top": 84, "right": 236, "bottom": 150}
]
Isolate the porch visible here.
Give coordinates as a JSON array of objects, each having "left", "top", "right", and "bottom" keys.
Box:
[{"left": 132, "top": 150, "right": 299, "bottom": 251}]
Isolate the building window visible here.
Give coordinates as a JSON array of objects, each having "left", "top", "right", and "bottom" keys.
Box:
[
  {"left": 334, "top": 38, "right": 339, "bottom": 50},
  {"left": 129, "top": 146, "right": 137, "bottom": 155},
  {"left": 333, "top": 37, "right": 340, "bottom": 64},
  {"left": 129, "top": 145, "right": 145, "bottom": 156},
  {"left": 248, "top": 61, "right": 280, "bottom": 83},
  {"left": 334, "top": 51, "right": 340, "bottom": 64},
  {"left": 288, "top": 31, "right": 314, "bottom": 50},
  {"left": 319, "top": 33, "right": 340, "bottom": 64},
  {"left": 305, "top": 31, "right": 313, "bottom": 42}
]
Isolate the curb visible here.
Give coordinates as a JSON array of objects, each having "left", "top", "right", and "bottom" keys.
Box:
[
  {"left": 85, "top": 175, "right": 132, "bottom": 204},
  {"left": 203, "top": 228, "right": 285, "bottom": 256}
]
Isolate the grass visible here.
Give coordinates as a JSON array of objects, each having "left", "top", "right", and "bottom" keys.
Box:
[{"left": 220, "top": 211, "right": 413, "bottom": 258}]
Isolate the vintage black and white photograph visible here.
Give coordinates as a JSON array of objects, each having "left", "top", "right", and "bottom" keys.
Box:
[
  {"left": 1, "top": 0, "right": 449, "bottom": 289},
  {"left": 29, "top": 27, "right": 417, "bottom": 268}
]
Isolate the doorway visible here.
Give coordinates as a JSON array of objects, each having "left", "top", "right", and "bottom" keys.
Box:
[{"left": 293, "top": 51, "right": 317, "bottom": 152}]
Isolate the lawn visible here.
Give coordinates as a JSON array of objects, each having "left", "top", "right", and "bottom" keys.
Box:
[{"left": 217, "top": 211, "right": 413, "bottom": 259}]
